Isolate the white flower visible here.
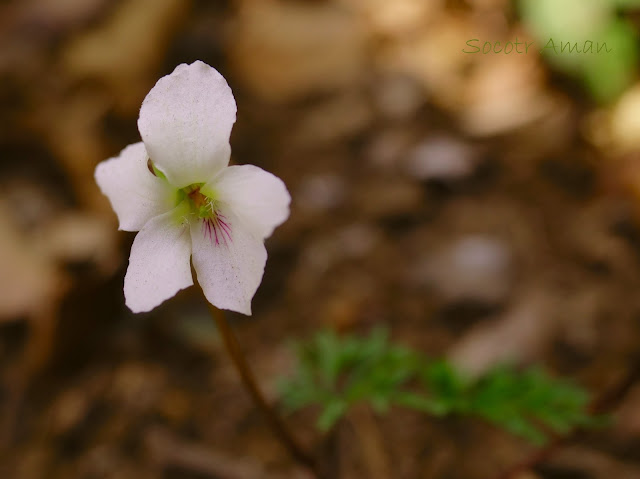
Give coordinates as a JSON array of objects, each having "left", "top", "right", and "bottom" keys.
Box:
[{"left": 95, "top": 61, "right": 290, "bottom": 315}]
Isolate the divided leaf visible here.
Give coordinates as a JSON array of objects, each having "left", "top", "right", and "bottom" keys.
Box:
[{"left": 278, "top": 329, "right": 600, "bottom": 443}]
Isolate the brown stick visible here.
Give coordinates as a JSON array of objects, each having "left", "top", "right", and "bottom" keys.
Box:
[
  {"left": 204, "top": 299, "right": 319, "bottom": 476},
  {"left": 496, "top": 355, "right": 640, "bottom": 479}
]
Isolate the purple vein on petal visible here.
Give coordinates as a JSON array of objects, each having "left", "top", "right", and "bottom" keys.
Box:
[{"left": 201, "top": 214, "right": 232, "bottom": 247}]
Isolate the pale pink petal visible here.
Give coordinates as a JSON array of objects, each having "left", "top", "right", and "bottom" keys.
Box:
[
  {"left": 124, "top": 205, "right": 193, "bottom": 313},
  {"left": 95, "top": 142, "right": 176, "bottom": 231},
  {"left": 190, "top": 209, "right": 267, "bottom": 315},
  {"left": 138, "top": 61, "right": 237, "bottom": 188},
  {"left": 204, "top": 165, "right": 290, "bottom": 239}
]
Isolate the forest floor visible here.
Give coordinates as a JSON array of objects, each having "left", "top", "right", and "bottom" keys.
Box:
[{"left": 1, "top": 1, "right": 640, "bottom": 478}]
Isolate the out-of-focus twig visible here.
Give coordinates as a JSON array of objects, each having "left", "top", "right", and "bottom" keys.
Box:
[
  {"left": 496, "top": 354, "right": 640, "bottom": 479},
  {"left": 348, "top": 405, "right": 391, "bottom": 479},
  {"left": 145, "top": 426, "right": 311, "bottom": 479}
]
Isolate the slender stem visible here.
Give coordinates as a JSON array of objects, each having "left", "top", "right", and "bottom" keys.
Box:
[{"left": 203, "top": 300, "right": 318, "bottom": 475}]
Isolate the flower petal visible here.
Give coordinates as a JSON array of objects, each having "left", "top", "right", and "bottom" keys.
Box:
[
  {"left": 190, "top": 210, "right": 267, "bottom": 315},
  {"left": 205, "top": 165, "right": 291, "bottom": 239},
  {"left": 138, "top": 61, "right": 237, "bottom": 188},
  {"left": 124, "top": 205, "right": 193, "bottom": 313},
  {"left": 95, "top": 142, "right": 176, "bottom": 232}
]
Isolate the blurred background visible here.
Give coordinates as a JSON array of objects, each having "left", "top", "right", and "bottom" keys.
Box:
[{"left": 2, "top": 0, "right": 640, "bottom": 477}]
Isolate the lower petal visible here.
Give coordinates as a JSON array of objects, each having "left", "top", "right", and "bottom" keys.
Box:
[
  {"left": 190, "top": 210, "right": 267, "bottom": 315},
  {"left": 124, "top": 206, "right": 193, "bottom": 313}
]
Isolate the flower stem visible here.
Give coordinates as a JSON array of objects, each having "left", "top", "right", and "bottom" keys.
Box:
[{"left": 203, "top": 300, "right": 318, "bottom": 475}]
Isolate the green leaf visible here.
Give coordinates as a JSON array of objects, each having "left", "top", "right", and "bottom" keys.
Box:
[
  {"left": 582, "top": 19, "right": 638, "bottom": 102},
  {"left": 519, "top": 0, "right": 638, "bottom": 102},
  {"left": 317, "top": 399, "right": 348, "bottom": 431},
  {"left": 393, "top": 391, "right": 451, "bottom": 416},
  {"left": 464, "top": 365, "right": 594, "bottom": 444},
  {"left": 277, "top": 330, "right": 602, "bottom": 444}
]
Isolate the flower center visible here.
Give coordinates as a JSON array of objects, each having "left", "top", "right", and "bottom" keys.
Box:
[
  {"left": 182, "top": 184, "right": 214, "bottom": 216},
  {"left": 183, "top": 184, "right": 232, "bottom": 246},
  {"left": 187, "top": 186, "right": 209, "bottom": 213}
]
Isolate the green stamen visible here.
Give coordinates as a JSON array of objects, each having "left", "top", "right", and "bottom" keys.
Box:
[{"left": 181, "top": 183, "right": 219, "bottom": 218}]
